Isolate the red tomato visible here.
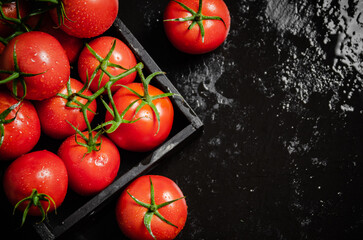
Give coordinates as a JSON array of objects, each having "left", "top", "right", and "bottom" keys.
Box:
[
  {"left": 0, "top": 2, "right": 19, "bottom": 38},
  {"left": 116, "top": 175, "right": 187, "bottom": 240},
  {"left": 78, "top": 36, "right": 137, "bottom": 93},
  {"left": 0, "top": 90, "right": 41, "bottom": 161},
  {"left": 57, "top": 132, "right": 120, "bottom": 196},
  {"left": 35, "top": 78, "right": 97, "bottom": 139},
  {"left": 0, "top": 1, "right": 40, "bottom": 38},
  {"left": 49, "top": 0, "right": 119, "bottom": 38},
  {"left": 3, "top": 150, "right": 68, "bottom": 221},
  {"left": 105, "top": 83, "right": 174, "bottom": 152},
  {"left": 39, "top": 14, "right": 84, "bottom": 64},
  {"left": 0, "top": 31, "right": 70, "bottom": 100},
  {"left": 163, "top": 0, "right": 231, "bottom": 54},
  {"left": 0, "top": 42, "right": 4, "bottom": 55}
]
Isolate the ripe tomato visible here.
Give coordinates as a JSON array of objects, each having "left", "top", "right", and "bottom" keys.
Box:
[
  {"left": 105, "top": 83, "right": 174, "bottom": 152},
  {"left": 0, "top": 1, "right": 36, "bottom": 38},
  {"left": 0, "top": 90, "right": 41, "bottom": 161},
  {"left": 39, "top": 14, "right": 84, "bottom": 64},
  {"left": 3, "top": 150, "right": 68, "bottom": 224},
  {"left": 116, "top": 175, "right": 187, "bottom": 240},
  {"left": 0, "top": 31, "right": 70, "bottom": 100},
  {"left": 57, "top": 132, "right": 120, "bottom": 196},
  {"left": 163, "top": 0, "right": 231, "bottom": 54},
  {"left": 49, "top": 0, "right": 119, "bottom": 38},
  {"left": 0, "top": 42, "right": 5, "bottom": 55},
  {"left": 35, "top": 78, "right": 97, "bottom": 140},
  {"left": 0, "top": 1, "right": 20, "bottom": 38},
  {"left": 78, "top": 36, "right": 137, "bottom": 93}
]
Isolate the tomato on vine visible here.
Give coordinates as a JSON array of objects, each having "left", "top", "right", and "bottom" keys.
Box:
[
  {"left": 163, "top": 0, "right": 230, "bottom": 54},
  {"left": 0, "top": 0, "right": 40, "bottom": 41},
  {"left": 116, "top": 175, "right": 188, "bottom": 240},
  {"left": 78, "top": 36, "right": 137, "bottom": 94},
  {"left": 35, "top": 78, "right": 97, "bottom": 140},
  {"left": 0, "top": 89, "right": 40, "bottom": 161},
  {"left": 3, "top": 150, "right": 68, "bottom": 226},
  {"left": 105, "top": 72, "right": 175, "bottom": 152},
  {"left": 57, "top": 131, "right": 120, "bottom": 196},
  {"left": 0, "top": 31, "right": 70, "bottom": 100}
]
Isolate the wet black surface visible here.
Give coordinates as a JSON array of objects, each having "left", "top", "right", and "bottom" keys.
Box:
[{"left": 2, "top": 0, "right": 363, "bottom": 239}]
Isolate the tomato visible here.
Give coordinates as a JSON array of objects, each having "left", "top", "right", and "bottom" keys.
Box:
[
  {"left": 3, "top": 150, "right": 68, "bottom": 225},
  {"left": 0, "top": 31, "right": 70, "bottom": 100},
  {"left": 0, "top": 90, "right": 41, "bottom": 161},
  {"left": 78, "top": 36, "right": 137, "bottom": 93},
  {"left": 0, "top": 1, "right": 20, "bottom": 38},
  {"left": 163, "top": 0, "right": 231, "bottom": 54},
  {"left": 116, "top": 175, "right": 187, "bottom": 240},
  {"left": 39, "top": 13, "right": 84, "bottom": 64},
  {"left": 49, "top": 0, "right": 119, "bottom": 38},
  {"left": 105, "top": 83, "right": 174, "bottom": 152},
  {"left": 0, "top": 1, "right": 41, "bottom": 39},
  {"left": 0, "top": 42, "right": 5, "bottom": 55},
  {"left": 57, "top": 132, "right": 120, "bottom": 196},
  {"left": 35, "top": 78, "right": 97, "bottom": 140}
]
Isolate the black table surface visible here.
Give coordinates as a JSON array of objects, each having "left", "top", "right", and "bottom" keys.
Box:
[{"left": 2, "top": 0, "right": 363, "bottom": 239}]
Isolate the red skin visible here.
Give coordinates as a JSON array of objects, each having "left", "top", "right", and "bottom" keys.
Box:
[
  {"left": 0, "top": 31, "right": 70, "bottom": 100},
  {"left": 163, "top": 0, "right": 231, "bottom": 54},
  {"left": 35, "top": 78, "right": 97, "bottom": 140},
  {"left": 78, "top": 36, "right": 137, "bottom": 93},
  {"left": 39, "top": 14, "right": 84, "bottom": 64},
  {"left": 0, "top": 42, "right": 5, "bottom": 55},
  {"left": 0, "top": 2, "right": 19, "bottom": 38},
  {"left": 49, "top": 0, "right": 119, "bottom": 38},
  {"left": 3, "top": 150, "right": 68, "bottom": 215},
  {"left": 0, "top": 1, "right": 40, "bottom": 38},
  {"left": 116, "top": 175, "right": 188, "bottom": 240},
  {"left": 0, "top": 90, "right": 41, "bottom": 161},
  {"left": 105, "top": 83, "right": 174, "bottom": 152},
  {"left": 57, "top": 132, "right": 120, "bottom": 196}
]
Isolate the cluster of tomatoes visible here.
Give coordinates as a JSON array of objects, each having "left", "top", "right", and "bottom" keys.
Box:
[{"left": 0, "top": 0, "right": 230, "bottom": 239}]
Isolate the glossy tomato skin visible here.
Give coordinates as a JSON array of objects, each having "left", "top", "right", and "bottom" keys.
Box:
[
  {"left": 0, "top": 31, "right": 70, "bottom": 100},
  {"left": 57, "top": 132, "right": 120, "bottom": 196},
  {"left": 0, "top": 2, "right": 20, "bottom": 38},
  {"left": 78, "top": 36, "right": 137, "bottom": 93},
  {"left": 35, "top": 78, "right": 97, "bottom": 139},
  {"left": 116, "top": 175, "right": 188, "bottom": 240},
  {"left": 0, "top": 90, "right": 41, "bottom": 161},
  {"left": 0, "top": 1, "right": 40, "bottom": 38},
  {"left": 105, "top": 83, "right": 174, "bottom": 152},
  {"left": 0, "top": 42, "right": 4, "bottom": 55},
  {"left": 49, "top": 0, "right": 118, "bottom": 38},
  {"left": 3, "top": 150, "right": 68, "bottom": 215},
  {"left": 39, "top": 14, "right": 84, "bottom": 64},
  {"left": 163, "top": 0, "right": 231, "bottom": 54}
]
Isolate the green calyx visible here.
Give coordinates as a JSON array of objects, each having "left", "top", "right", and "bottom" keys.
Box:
[
  {"left": 0, "top": 0, "right": 53, "bottom": 44},
  {"left": 127, "top": 177, "right": 185, "bottom": 240},
  {"left": 0, "top": 99, "right": 22, "bottom": 148},
  {"left": 13, "top": 188, "right": 57, "bottom": 227},
  {"left": 0, "top": 41, "right": 45, "bottom": 99},
  {"left": 118, "top": 68, "right": 175, "bottom": 136},
  {"left": 164, "top": 0, "right": 227, "bottom": 42}
]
